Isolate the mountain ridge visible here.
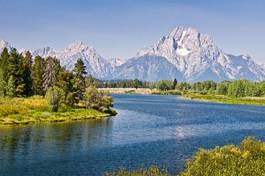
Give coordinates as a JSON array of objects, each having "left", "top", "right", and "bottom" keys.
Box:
[{"left": 0, "top": 26, "right": 264, "bottom": 82}]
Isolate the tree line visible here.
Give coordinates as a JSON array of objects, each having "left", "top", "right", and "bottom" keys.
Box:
[
  {"left": 99, "top": 78, "right": 265, "bottom": 98},
  {"left": 0, "top": 47, "right": 114, "bottom": 113}
]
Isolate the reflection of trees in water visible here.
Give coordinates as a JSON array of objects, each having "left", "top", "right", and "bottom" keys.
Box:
[
  {"left": 81, "top": 118, "right": 114, "bottom": 149},
  {"left": 0, "top": 118, "right": 114, "bottom": 164},
  {"left": 0, "top": 127, "right": 33, "bottom": 164}
]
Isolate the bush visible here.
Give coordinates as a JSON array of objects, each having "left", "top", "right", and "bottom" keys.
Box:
[
  {"left": 180, "top": 137, "right": 265, "bottom": 176},
  {"left": 156, "top": 80, "right": 173, "bottom": 91},
  {"left": 84, "top": 86, "right": 114, "bottom": 113},
  {"left": 45, "top": 86, "right": 65, "bottom": 112}
]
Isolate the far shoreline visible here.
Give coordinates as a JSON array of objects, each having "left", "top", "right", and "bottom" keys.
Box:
[{"left": 99, "top": 88, "right": 265, "bottom": 106}]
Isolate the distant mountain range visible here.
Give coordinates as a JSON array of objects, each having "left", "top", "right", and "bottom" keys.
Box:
[{"left": 1, "top": 26, "right": 265, "bottom": 82}]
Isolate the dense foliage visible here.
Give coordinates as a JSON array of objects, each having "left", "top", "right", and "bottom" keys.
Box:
[
  {"left": 108, "top": 137, "right": 265, "bottom": 176},
  {"left": 0, "top": 47, "right": 114, "bottom": 113},
  {"left": 181, "top": 137, "right": 265, "bottom": 176}
]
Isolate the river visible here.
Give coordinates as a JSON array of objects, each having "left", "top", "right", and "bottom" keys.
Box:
[{"left": 1, "top": 94, "right": 265, "bottom": 175}]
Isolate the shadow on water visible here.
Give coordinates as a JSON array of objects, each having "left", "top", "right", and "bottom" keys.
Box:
[{"left": 0, "top": 118, "right": 114, "bottom": 174}]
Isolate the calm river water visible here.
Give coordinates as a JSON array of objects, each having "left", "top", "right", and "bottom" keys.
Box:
[{"left": 1, "top": 94, "right": 265, "bottom": 175}]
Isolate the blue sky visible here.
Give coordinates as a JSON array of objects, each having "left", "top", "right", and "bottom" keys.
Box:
[{"left": 0, "top": 0, "right": 264, "bottom": 62}]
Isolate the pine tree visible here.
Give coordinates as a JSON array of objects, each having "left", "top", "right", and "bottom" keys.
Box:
[
  {"left": 43, "top": 57, "right": 61, "bottom": 92},
  {"left": 173, "top": 78, "right": 178, "bottom": 89},
  {"left": 32, "top": 56, "right": 45, "bottom": 95},
  {"left": 7, "top": 48, "right": 20, "bottom": 79},
  {"left": 0, "top": 47, "right": 10, "bottom": 83},
  {"left": 6, "top": 76, "right": 16, "bottom": 97},
  {"left": 18, "top": 51, "right": 33, "bottom": 96},
  {"left": 0, "top": 68, "right": 6, "bottom": 96},
  {"left": 73, "top": 58, "right": 87, "bottom": 101}
]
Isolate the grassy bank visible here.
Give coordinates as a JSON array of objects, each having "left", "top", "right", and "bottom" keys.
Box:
[
  {"left": 0, "top": 96, "right": 114, "bottom": 125},
  {"left": 183, "top": 92, "right": 265, "bottom": 106}
]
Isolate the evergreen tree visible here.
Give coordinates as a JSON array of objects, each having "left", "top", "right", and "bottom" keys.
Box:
[
  {"left": 173, "top": 78, "right": 178, "bottom": 89},
  {"left": 7, "top": 48, "right": 20, "bottom": 79},
  {"left": 43, "top": 57, "right": 61, "bottom": 92},
  {"left": 19, "top": 51, "right": 33, "bottom": 96},
  {"left": 0, "top": 68, "right": 6, "bottom": 96},
  {"left": 73, "top": 58, "right": 86, "bottom": 100},
  {"left": 6, "top": 76, "right": 16, "bottom": 97},
  {"left": 0, "top": 48, "right": 10, "bottom": 83},
  {"left": 32, "top": 56, "right": 45, "bottom": 95}
]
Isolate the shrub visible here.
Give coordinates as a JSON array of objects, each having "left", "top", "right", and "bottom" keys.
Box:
[
  {"left": 84, "top": 86, "right": 114, "bottom": 113},
  {"left": 45, "top": 86, "right": 65, "bottom": 112},
  {"left": 180, "top": 137, "right": 265, "bottom": 176},
  {"left": 156, "top": 80, "right": 173, "bottom": 91}
]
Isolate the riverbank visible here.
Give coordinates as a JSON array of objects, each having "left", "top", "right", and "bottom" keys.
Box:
[
  {"left": 99, "top": 88, "right": 182, "bottom": 95},
  {"left": 99, "top": 88, "right": 155, "bottom": 94},
  {"left": 0, "top": 96, "right": 115, "bottom": 125},
  {"left": 183, "top": 92, "right": 265, "bottom": 106},
  {"left": 100, "top": 88, "right": 265, "bottom": 106}
]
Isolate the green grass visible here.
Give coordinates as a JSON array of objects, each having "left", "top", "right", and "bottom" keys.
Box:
[
  {"left": 0, "top": 96, "right": 113, "bottom": 125},
  {"left": 183, "top": 92, "right": 265, "bottom": 106},
  {"left": 105, "top": 166, "right": 168, "bottom": 176}
]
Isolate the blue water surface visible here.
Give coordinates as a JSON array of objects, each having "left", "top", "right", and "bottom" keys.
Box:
[{"left": 1, "top": 94, "right": 265, "bottom": 176}]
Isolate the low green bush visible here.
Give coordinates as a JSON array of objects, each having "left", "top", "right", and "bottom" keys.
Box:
[{"left": 181, "top": 137, "right": 265, "bottom": 176}]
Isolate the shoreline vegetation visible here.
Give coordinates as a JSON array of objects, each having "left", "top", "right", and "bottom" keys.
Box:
[
  {"left": 98, "top": 78, "right": 265, "bottom": 106},
  {"left": 99, "top": 88, "right": 265, "bottom": 106},
  {"left": 0, "top": 96, "right": 114, "bottom": 126},
  {"left": 107, "top": 137, "right": 265, "bottom": 176},
  {"left": 0, "top": 48, "right": 116, "bottom": 126}
]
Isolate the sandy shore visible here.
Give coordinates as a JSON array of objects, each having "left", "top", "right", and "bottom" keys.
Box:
[{"left": 98, "top": 88, "right": 157, "bottom": 94}]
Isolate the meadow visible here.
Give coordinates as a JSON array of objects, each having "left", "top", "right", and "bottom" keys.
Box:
[{"left": 0, "top": 96, "right": 110, "bottom": 125}]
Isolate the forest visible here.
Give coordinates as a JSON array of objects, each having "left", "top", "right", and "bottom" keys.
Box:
[{"left": 0, "top": 47, "right": 115, "bottom": 125}]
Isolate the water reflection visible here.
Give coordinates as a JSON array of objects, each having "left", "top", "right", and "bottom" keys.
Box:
[{"left": 0, "top": 118, "right": 114, "bottom": 167}]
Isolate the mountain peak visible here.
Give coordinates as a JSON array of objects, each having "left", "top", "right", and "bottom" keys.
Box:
[
  {"left": 66, "top": 41, "right": 95, "bottom": 53},
  {"left": 169, "top": 26, "right": 198, "bottom": 37},
  {"left": 0, "top": 39, "right": 11, "bottom": 49}
]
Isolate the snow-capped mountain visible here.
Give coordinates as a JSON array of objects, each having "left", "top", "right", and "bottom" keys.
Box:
[
  {"left": 0, "top": 39, "right": 11, "bottom": 52},
  {"left": 33, "top": 41, "right": 113, "bottom": 79},
  {"left": 111, "top": 55, "right": 184, "bottom": 81},
  {"left": 109, "top": 57, "right": 126, "bottom": 68},
  {"left": 126, "top": 26, "right": 265, "bottom": 81},
  {"left": 1, "top": 26, "right": 265, "bottom": 82},
  {"left": 32, "top": 47, "right": 56, "bottom": 58}
]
